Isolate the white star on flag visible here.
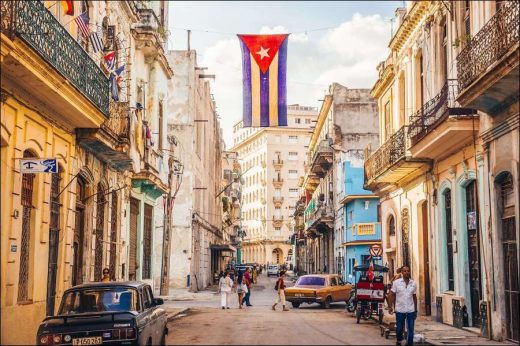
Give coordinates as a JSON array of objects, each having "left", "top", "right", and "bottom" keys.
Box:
[{"left": 256, "top": 46, "right": 270, "bottom": 60}]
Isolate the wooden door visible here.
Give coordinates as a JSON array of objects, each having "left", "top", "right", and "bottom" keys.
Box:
[
  {"left": 465, "top": 181, "right": 482, "bottom": 326},
  {"left": 129, "top": 198, "right": 139, "bottom": 281}
]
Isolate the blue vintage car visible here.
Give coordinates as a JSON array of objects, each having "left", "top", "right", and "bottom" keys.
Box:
[{"left": 36, "top": 282, "right": 168, "bottom": 345}]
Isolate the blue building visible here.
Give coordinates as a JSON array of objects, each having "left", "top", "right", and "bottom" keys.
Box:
[{"left": 340, "top": 161, "right": 381, "bottom": 281}]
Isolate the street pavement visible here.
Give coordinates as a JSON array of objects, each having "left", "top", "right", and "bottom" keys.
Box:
[{"left": 165, "top": 273, "right": 394, "bottom": 345}]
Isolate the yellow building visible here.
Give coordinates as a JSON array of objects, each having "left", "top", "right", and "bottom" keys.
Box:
[{"left": 0, "top": 1, "right": 108, "bottom": 344}]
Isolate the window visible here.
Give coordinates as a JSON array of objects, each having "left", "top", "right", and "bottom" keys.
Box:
[
  {"left": 18, "top": 150, "right": 36, "bottom": 302},
  {"left": 289, "top": 188, "right": 298, "bottom": 197},
  {"left": 158, "top": 101, "right": 164, "bottom": 150},
  {"left": 288, "top": 152, "right": 298, "bottom": 161},
  {"left": 444, "top": 189, "right": 454, "bottom": 291},
  {"left": 295, "top": 118, "right": 301, "bottom": 124},
  {"left": 384, "top": 100, "right": 392, "bottom": 140},
  {"left": 365, "top": 201, "right": 370, "bottom": 210},
  {"left": 330, "top": 277, "right": 338, "bottom": 286},
  {"left": 289, "top": 169, "right": 298, "bottom": 179},
  {"left": 388, "top": 215, "right": 396, "bottom": 236},
  {"left": 464, "top": 1, "right": 471, "bottom": 38},
  {"left": 94, "top": 183, "right": 106, "bottom": 281},
  {"left": 361, "top": 255, "right": 371, "bottom": 265},
  {"left": 348, "top": 210, "right": 353, "bottom": 221},
  {"left": 142, "top": 204, "right": 153, "bottom": 279},
  {"left": 305, "top": 118, "right": 311, "bottom": 124},
  {"left": 288, "top": 135, "right": 298, "bottom": 143}
]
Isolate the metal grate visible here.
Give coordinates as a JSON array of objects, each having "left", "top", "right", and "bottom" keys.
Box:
[
  {"left": 46, "top": 172, "right": 61, "bottom": 316},
  {"left": 18, "top": 152, "right": 35, "bottom": 302},
  {"left": 94, "top": 184, "right": 106, "bottom": 282},
  {"left": 109, "top": 191, "right": 118, "bottom": 281},
  {"left": 401, "top": 208, "right": 410, "bottom": 268}
]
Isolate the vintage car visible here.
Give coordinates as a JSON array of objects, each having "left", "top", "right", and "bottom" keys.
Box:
[
  {"left": 284, "top": 274, "right": 353, "bottom": 308},
  {"left": 267, "top": 265, "right": 280, "bottom": 277},
  {"left": 36, "top": 282, "right": 168, "bottom": 345}
]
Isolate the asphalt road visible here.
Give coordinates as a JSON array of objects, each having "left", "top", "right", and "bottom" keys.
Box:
[{"left": 166, "top": 273, "right": 393, "bottom": 345}]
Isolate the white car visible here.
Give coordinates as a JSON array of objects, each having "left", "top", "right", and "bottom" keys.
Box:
[{"left": 267, "top": 265, "right": 279, "bottom": 277}]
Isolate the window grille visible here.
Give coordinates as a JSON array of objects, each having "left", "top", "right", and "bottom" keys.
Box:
[{"left": 94, "top": 184, "right": 106, "bottom": 281}]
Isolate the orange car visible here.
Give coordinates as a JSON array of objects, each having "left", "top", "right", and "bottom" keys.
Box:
[{"left": 284, "top": 274, "right": 353, "bottom": 308}]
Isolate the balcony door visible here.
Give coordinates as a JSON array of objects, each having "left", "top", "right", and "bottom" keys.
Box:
[{"left": 129, "top": 198, "right": 140, "bottom": 281}]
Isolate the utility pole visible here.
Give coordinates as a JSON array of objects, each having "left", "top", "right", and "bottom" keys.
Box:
[{"left": 160, "top": 135, "right": 183, "bottom": 296}]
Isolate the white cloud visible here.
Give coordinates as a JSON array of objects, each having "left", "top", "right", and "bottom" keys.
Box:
[{"left": 200, "top": 13, "right": 390, "bottom": 148}]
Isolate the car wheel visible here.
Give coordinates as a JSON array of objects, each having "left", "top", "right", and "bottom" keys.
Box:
[
  {"left": 291, "top": 302, "right": 300, "bottom": 308},
  {"left": 160, "top": 328, "right": 167, "bottom": 346},
  {"left": 324, "top": 296, "right": 332, "bottom": 309}
]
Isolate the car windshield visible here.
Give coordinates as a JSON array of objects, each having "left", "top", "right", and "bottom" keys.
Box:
[
  {"left": 296, "top": 276, "right": 326, "bottom": 286},
  {"left": 59, "top": 287, "right": 140, "bottom": 315}
]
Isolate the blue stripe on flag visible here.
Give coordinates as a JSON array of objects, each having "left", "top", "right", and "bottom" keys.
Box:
[
  {"left": 277, "top": 38, "right": 288, "bottom": 126},
  {"left": 260, "top": 72, "right": 269, "bottom": 127},
  {"left": 240, "top": 40, "right": 252, "bottom": 127}
]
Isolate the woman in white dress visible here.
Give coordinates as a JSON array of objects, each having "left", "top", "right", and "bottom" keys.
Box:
[{"left": 219, "top": 271, "right": 233, "bottom": 309}]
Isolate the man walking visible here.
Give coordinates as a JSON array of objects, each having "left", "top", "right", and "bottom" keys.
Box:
[
  {"left": 272, "top": 271, "right": 289, "bottom": 311},
  {"left": 388, "top": 266, "right": 417, "bottom": 346},
  {"left": 243, "top": 267, "right": 253, "bottom": 306}
]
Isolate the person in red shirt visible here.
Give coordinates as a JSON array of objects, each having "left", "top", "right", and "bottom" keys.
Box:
[
  {"left": 272, "top": 271, "right": 289, "bottom": 311},
  {"left": 243, "top": 267, "right": 253, "bottom": 306}
]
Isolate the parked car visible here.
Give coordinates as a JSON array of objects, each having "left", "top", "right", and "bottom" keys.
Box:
[
  {"left": 284, "top": 274, "right": 353, "bottom": 308},
  {"left": 267, "top": 265, "right": 280, "bottom": 277},
  {"left": 36, "top": 282, "right": 168, "bottom": 345}
]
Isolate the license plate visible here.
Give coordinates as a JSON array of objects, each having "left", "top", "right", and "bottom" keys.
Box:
[{"left": 72, "top": 337, "right": 102, "bottom": 345}]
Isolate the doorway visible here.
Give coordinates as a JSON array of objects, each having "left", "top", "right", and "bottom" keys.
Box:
[
  {"left": 46, "top": 171, "right": 61, "bottom": 316},
  {"left": 419, "top": 201, "right": 431, "bottom": 315},
  {"left": 465, "top": 180, "right": 482, "bottom": 327},
  {"left": 72, "top": 178, "right": 86, "bottom": 286},
  {"left": 129, "top": 198, "right": 139, "bottom": 280}
]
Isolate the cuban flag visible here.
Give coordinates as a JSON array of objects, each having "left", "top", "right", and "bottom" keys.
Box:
[
  {"left": 104, "top": 51, "right": 116, "bottom": 71},
  {"left": 238, "top": 34, "right": 289, "bottom": 127}
]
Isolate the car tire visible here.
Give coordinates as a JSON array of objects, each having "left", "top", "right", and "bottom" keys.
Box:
[
  {"left": 291, "top": 302, "right": 300, "bottom": 308},
  {"left": 160, "top": 328, "right": 167, "bottom": 346},
  {"left": 324, "top": 296, "right": 332, "bottom": 309}
]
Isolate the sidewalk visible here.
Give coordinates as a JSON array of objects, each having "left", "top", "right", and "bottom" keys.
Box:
[
  {"left": 375, "top": 313, "right": 513, "bottom": 345},
  {"left": 159, "top": 287, "right": 219, "bottom": 302},
  {"left": 165, "top": 307, "right": 190, "bottom": 322}
]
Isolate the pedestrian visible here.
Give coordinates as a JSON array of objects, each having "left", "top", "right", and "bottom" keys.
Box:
[
  {"left": 219, "top": 271, "right": 233, "bottom": 309},
  {"left": 243, "top": 267, "right": 253, "bottom": 306},
  {"left": 323, "top": 264, "right": 328, "bottom": 273},
  {"left": 101, "top": 268, "right": 110, "bottom": 282},
  {"left": 272, "top": 270, "right": 289, "bottom": 311},
  {"left": 252, "top": 266, "right": 258, "bottom": 284},
  {"left": 236, "top": 272, "right": 247, "bottom": 309},
  {"left": 387, "top": 266, "right": 417, "bottom": 346}
]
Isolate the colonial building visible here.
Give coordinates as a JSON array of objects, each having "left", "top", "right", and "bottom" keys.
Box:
[
  {"left": 301, "top": 83, "right": 378, "bottom": 275},
  {"left": 231, "top": 105, "right": 318, "bottom": 265},
  {"left": 366, "top": 0, "right": 518, "bottom": 341},
  {"left": 1, "top": 1, "right": 172, "bottom": 343},
  {"left": 166, "top": 49, "right": 225, "bottom": 292}
]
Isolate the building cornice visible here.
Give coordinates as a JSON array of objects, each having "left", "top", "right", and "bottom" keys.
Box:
[
  {"left": 230, "top": 126, "right": 314, "bottom": 152},
  {"left": 388, "top": 1, "right": 430, "bottom": 53}
]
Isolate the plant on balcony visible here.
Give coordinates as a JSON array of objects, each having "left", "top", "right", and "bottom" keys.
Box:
[
  {"left": 452, "top": 34, "right": 472, "bottom": 48},
  {"left": 222, "top": 196, "right": 230, "bottom": 212}
]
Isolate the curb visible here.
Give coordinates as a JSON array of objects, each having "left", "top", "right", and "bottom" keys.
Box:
[{"left": 167, "top": 308, "right": 190, "bottom": 322}]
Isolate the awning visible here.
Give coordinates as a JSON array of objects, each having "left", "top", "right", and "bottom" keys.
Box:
[{"left": 210, "top": 244, "right": 236, "bottom": 252}]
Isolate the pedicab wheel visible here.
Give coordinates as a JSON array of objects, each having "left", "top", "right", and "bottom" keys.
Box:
[
  {"left": 356, "top": 309, "right": 361, "bottom": 323},
  {"left": 378, "top": 309, "right": 384, "bottom": 324}
]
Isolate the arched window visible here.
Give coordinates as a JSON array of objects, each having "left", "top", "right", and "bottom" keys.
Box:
[
  {"left": 18, "top": 150, "right": 36, "bottom": 302},
  {"left": 94, "top": 183, "right": 106, "bottom": 281},
  {"left": 388, "top": 215, "right": 396, "bottom": 236},
  {"left": 444, "top": 189, "right": 455, "bottom": 291}
]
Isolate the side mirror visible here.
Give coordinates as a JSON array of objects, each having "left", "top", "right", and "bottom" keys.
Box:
[{"left": 154, "top": 298, "right": 164, "bottom": 306}]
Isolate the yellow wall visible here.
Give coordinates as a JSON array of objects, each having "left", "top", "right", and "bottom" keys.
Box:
[{"left": 1, "top": 96, "right": 76, "bottom": 345}]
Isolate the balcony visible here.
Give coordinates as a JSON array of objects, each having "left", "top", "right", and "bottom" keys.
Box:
[
  {"left": 456, "top": 1, "right": 519, "bottom": 114},
  {"left": 309, "top": 139, "right": 333, "bottom": 178},
  {"left": 273, "top": 177, "right": 284, "bottom": 188},
  {"left": 272, "top": 215, "right": 284, "bottom": 228},
  {"left": 407, "top": 80, "right": 478, "bottom": 159},
  {"left": 273, "top": 196, "right": 284, "bottom": 207},
  {"left": 261, "top": 160, "right": 267, "bottom": 168},
  {"left": 364, "top": 126, "right": 430, "bottom": 192},
  {"left": 273, "top": 158, "right": 284, "bottom": 170},
  {"left": 303, "top": 171, "right": 320, "bottom": 193},
  {"left": 1, "top": 0, "right": 108, "bottom": 126},
  {"left": 304, "top": 200, "right": 334, "bottom": 231},
  {"left": 77, "top": 102, "right": 133, "bottom": 171},
  {"left": 344, "top": 223, "right": 381, "bottom": 245},
  {"left": 261, "top": 178, "right": 267, "bottom": 187},
  {"left": 132, "top": 147, "right": 168, "bottom": 199}
]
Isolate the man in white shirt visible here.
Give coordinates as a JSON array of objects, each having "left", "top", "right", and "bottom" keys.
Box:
[{"left": 387, "top": 266, "right": 417, "bottom": 346}]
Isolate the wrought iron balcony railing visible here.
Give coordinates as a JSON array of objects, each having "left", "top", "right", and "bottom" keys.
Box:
[
  {"left": 407, "top": 80, "right": 477, "bottom": 145},
  {"left": 364, "top": 126, "right": 408, "bottom": 184},
  {"left": 103, "top": 102, "right": 131, "bottom": 142},
  {"left": 457, "top": 0, "right": 519, "bottom": 91},
  {"left": 1, "top": 0, "right": 109, "bottom": 115}
]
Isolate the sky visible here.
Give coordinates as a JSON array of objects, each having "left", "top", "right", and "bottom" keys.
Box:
[{"left": 168, "top": 1, "right": 403, "bottom": 148}]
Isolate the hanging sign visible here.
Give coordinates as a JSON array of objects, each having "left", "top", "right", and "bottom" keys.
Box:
[
  {"left": 369, "top": 244, "right": 383, "bottom": 257},
  {"left": 20, "top": 158, "right": 58, "bottom": 173}
]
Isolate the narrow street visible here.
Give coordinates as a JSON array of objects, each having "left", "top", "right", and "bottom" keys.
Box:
[{"left": 165, "top": 273, "right": 393, "bottom": 345}]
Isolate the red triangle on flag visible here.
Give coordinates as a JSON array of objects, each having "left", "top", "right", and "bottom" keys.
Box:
[{"left": 238, "top": 34, "right": 289, "bottom": 73}]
